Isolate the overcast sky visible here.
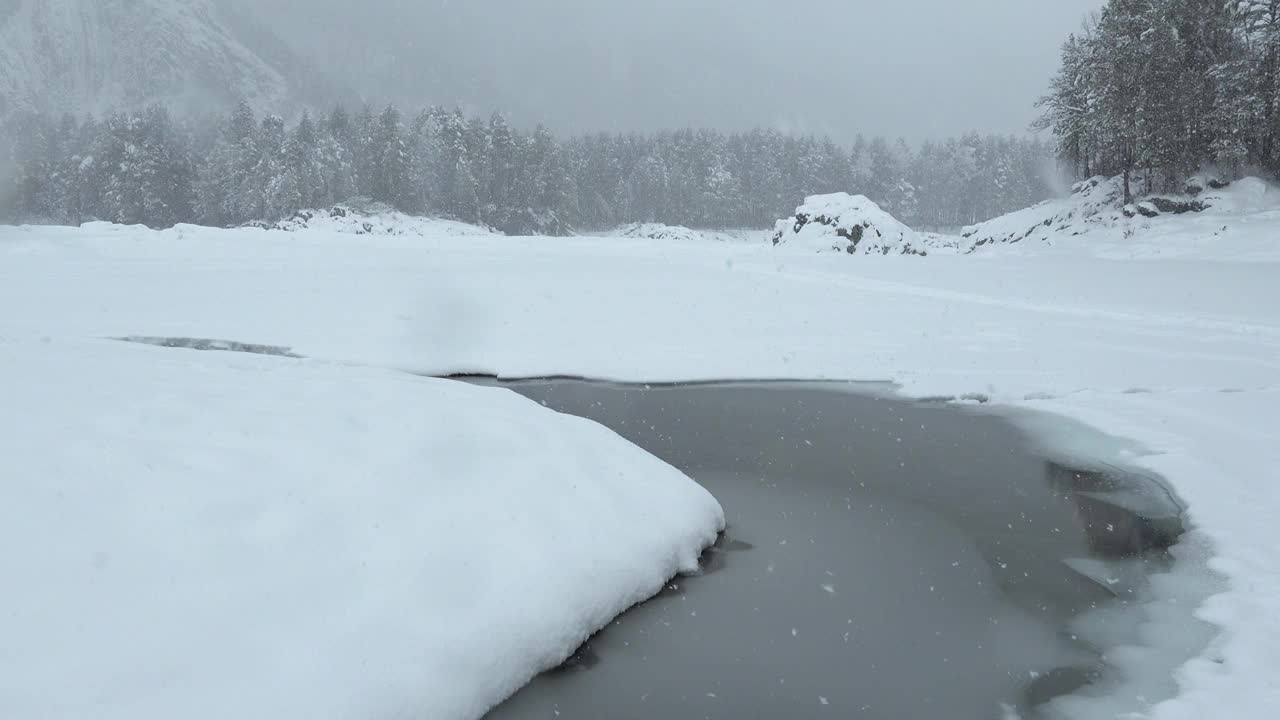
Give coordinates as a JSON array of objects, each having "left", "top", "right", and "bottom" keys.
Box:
[{"left": 234, "top": 0, "right": 1105, "bottom": 142}]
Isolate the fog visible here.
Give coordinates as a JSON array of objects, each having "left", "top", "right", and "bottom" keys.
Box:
[{"left": 230, "top": 0, "right": 1105, "bottom": 142}]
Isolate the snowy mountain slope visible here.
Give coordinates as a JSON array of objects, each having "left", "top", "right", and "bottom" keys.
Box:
[
  {"left": 962, "top": 175, "right": 1280, "bottom": 260},
  {"left": 0, "top": 0, "right": 300, "bottom": 116}
]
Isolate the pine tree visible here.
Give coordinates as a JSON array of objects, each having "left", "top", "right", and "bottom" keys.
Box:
[
  {"left": 1036, "top": 0, "right": 1274, "bottom": 192},
  {"left": 1034, "top": 30, "right": 1099, "bottom": 178},
  {"left": 370, "top": 105, "right": 409, "bottom": 208},
  {"left": 8, "top": 100, "right": 1058, "bottom": 232},
  {"left": 486, "top": 112, "right": 518, "bottom": 225},
  {"left": 354, "top": 105, "right": 378, "bottom": 199},
  {"left": 253, "top": 114, "right": 288, "bottom": 221},
  {"left": 136, "top": 105, "right": 194, "bottom": 227},
  {"left": 1239, "top": 0, "right": 1280, "bottom": 169}
]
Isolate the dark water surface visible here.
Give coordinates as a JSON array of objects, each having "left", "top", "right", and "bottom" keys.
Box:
[{"left": 469, "top": 380, "right": 1185, "bottom": 720}]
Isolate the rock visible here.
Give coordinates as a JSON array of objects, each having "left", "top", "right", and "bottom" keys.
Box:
[{"left": 1148, "top": 197, "right": 1207, "bottom": 215}]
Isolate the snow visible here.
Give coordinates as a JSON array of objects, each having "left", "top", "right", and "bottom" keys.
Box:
[
  {"left": 2, "top": 201, "right": 1279, "bottom": 719},
  {"left": 772, "top": 192, "right": 928, "bottom": 255},
  {"left": 963, "top": 175, "right": 1280, "bottom": 261},
  {"left": 0, "top": 336, "right": 723, "bottom": 720}
]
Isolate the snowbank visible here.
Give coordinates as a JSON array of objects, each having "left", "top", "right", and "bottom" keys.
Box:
[
  {"left": 772, "top": 192, "right": 927, "bottom": 255},
  {"left": 0, "top": 336, "right": 723, "bottom": 720},
  {"left": 963, "top": 175, "right": 1280, "bottom": 260},
  {"left": 249, "top": 202, "right": 495, "bottom": 238}
]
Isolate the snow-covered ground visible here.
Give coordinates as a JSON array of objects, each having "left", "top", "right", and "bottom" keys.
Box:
[
  {"left": 0, "top": 326, "right": 725, "bottom": 717},
  {"left": 1, "top": 206, "right": 1277, "bottom": 718}
]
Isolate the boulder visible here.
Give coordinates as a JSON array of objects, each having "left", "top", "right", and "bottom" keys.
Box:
[{"left": 1147, "top": 197, "right": 1207, "bottom": 215}]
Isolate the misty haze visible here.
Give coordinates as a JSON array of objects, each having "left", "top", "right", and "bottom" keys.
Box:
[{"left": 1, "top": 2, "right": 1277, "bottom": 720}]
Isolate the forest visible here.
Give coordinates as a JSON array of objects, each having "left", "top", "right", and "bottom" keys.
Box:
[
  {"left": 1, "top": 102, "right": 1052, "bottom": 234},
  {"left": 1037, "top": 0, "right": 1280, "bottom": 202}
]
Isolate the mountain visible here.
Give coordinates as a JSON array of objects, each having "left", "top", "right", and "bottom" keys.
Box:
[{"left": 0, "top": 0, "right": 315, "bottom": 117}]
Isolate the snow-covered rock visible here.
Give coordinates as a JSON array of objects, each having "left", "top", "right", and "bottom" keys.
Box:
[
  {"left": 609, "top": 224, "right": 772, "bottom": 245},
  {"left": 248, "top": 203, "right": 495, "bottom": 238},
  {"left": 772, "top": 193, "right": 927, "bottom": 256},
  {"left": 613, "top": 223, "right": 706, "bottom": 243}
]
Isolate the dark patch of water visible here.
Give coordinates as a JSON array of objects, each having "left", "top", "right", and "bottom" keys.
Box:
[
  {"left": 462, "top": 380, "right": 1184, "bottom": 720},
  {"left": 113, "top": 336, "right": 302, "bottom": 358}
]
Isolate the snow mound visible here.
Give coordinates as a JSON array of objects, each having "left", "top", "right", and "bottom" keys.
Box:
[
  {"left": 0, "top": 337, "right": 724, "bottom": 720},
  {"left": 249, "top": 203, "right": 495, "bottom": 238},
  {"left": 962, "top": 175, "right": 1280, "bottom": 259},
  {"left": 772, "top": 193, "right": 927, "bottom": 256},
  {"left": 613, "top": 223, "right": 707, "bottom": 243}
]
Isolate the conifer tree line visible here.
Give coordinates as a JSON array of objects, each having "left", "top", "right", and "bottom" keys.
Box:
[
  {"left": 1036, "top": 0, "right": 1280, "bottom": 203},
  {"left": 3, "top": 101, "right": 1053, "bottom": 233}
]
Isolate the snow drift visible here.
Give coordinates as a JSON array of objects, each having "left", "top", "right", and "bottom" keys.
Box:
[{"left": 772, "top": 193, "right": 927, "bottom": 256}]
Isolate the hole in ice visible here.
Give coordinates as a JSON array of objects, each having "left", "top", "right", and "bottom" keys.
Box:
[{"left": 461, "top": 378, "right": 1203, "bottom": 720}]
